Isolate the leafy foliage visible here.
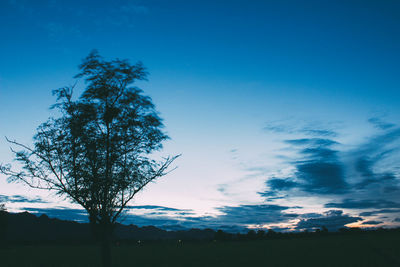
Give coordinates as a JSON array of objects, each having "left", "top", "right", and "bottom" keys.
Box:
[{"left": 1, "top": 50, "right": 178, "bottom": 226}]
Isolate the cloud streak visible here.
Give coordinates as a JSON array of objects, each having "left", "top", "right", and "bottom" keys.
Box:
[
  {"left": 0, "top": 194, "right": 49, "bottom": 204},
  {"left": 325, "top": 199, "right": 400, "bottom": 210},
  {"left": 263, "top": 119, "right": 338, "bottom": 137}
]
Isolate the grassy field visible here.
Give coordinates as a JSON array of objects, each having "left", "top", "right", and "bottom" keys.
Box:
[{"left": 1, "top": 231, "right": 400, "bottom": 267}]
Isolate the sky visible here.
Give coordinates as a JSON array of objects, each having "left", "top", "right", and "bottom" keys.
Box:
[{"left": 0, "top": 0, "right": 400, "bottom": 232}]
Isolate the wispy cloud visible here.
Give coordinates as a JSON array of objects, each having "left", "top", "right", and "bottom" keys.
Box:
[
  {"left": 325, "top": 199, "right": 400, "bottom": 209},
  {"left": 0, "top": 194, "right": 49, "bottom": 204},
  {"left": 125, "top": 205, "right": 185, "bottom": 212},
  {"left": 263, "top": 119, "right": 338, "bottom": 137},
  {"left": 368, "top": 117, "right": 395, "bottom": 130},
  {"left": 359, "top": 209, "right": 400, "bottom": 217}
]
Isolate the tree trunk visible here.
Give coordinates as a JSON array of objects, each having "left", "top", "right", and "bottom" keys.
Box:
[
  {"left": 89, "top": 215, "right": 99, "bottom": 242},
  {"left": 0, "top": 210, "right": 7, "bottom": 248},
  {"left": 100, "top": 221, "right": 113, "bottom": 267},
  {"left": 88, "top": 214, "right": 113, "bottom": 267},
  {"left": 101, "top": 234, "right": 111, "bottom": 267}
]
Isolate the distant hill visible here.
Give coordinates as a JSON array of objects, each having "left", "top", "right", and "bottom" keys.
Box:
[{"left": 2, "top": 211, "right": 215, "bottom": 243}]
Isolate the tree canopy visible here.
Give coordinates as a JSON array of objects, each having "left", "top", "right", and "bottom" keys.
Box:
[{"left": 1, "top": 50, "right": 178, "bottom": 266}]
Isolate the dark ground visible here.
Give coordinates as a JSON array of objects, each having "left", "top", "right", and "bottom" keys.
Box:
[{"left": 1, "top": 230, "right": 399, "bottom": 267}]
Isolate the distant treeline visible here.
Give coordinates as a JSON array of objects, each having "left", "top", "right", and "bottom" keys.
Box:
[
  {"left": 0, "top": 211, "right": 399, "bottom": 245},
  {"left": 0, "top": 211, "right": 216, "bottom": 244},
  {"left": 213, "top": 227, "right": 400, "bottom": 241}
]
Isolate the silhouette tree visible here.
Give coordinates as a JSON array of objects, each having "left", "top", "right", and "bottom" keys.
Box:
[
  {"left": 246, "top": 229, "right": 257, "bottom": 240},
  {"left": 214, "top": 229, "right": 232, "bottom": 241},
  {"left": 267, "top": 229, "right": 277, "bottom": 238},
  {"left": 256, "top": 229, "right": 265, "bottom": 239},
  {"left": 0, "top": 203, "right": 6, "bottom": 246},
  {"left": 0, "top": 51, "right": 178, "bottom": 267}
]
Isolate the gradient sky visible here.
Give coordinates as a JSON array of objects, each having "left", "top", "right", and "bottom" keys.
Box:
[{"left": 1, "top": 0, "right": 400, "bottom": 232}]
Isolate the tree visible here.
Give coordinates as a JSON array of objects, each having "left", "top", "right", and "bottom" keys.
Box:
[
  {"left": 0, "top": 203, "right": 6, "bottom": 246},
  {"left": 0, "top": 51, "right": 178, "bottom": 267},
  {"left": 246, "top": 229, "right": 256, "bottom": 240},
  {"left": 214, "top": 229, "right": 232, "bottom": 241},
  {"left": 256, "top": 229, "right": 265, "bottom": 239}
]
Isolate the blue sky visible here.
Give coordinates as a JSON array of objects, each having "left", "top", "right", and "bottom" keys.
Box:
[{"left": 0, "top": 0, "right": 400, "bottom": 232}]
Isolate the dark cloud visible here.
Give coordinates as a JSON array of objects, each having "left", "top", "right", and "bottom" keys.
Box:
[
  {"left": 359, "top": 209, "right": 400, "bottom": 217},
  {"left": 355, "top": 157, "right": 379, "bottom": 187},
  {"left": 121, "top": 205, "right": 196, "bottom": 226},
  {"left": 260, "top": 120, "right": 400, "bottom": 229},
  {"left": 383, "top": 185, "right": 400, "bottom": 193},
  {"left": 360, "top": 220, "right": 383, "bottom": 225},
  {"left": 158, "top": 204, "right": 302, "bottom": 232},
  {"left": 291, "top": 138, "right": 346, "bottom": 194},
  {"left": 349, "top": 127, "right": 400, "bottom": 197},
  {"left": 353, "top": 154, "right": 398, "bottom": 189},
  {"left": 270, "top": 124, "right": 399, "bottom": 197},
  {"left": 20, "top": 206, "right": 364, "bottom": 232},
  {"left": 368, "top": 117, "right": 395, "bottom": 130},
  {"left": 19, "top": 204, "right": 300, "bottom": 232},
  {"left": 264, "top": 196, "right": 286, "bottom": 200},
  {"left": 325, "top": 199, "right": 400, "bottom": 209},
  {"left": 263, "top": 120, "right": 337, "bottom": 137},
  {"left": 288, "top": 137, "right": 347, "bottom": 194},
  {"left": 0, "top": 194, "right": 49, "bottom": 204},
  {"left": 124, "top": 204, "right": 300, "bottom": 232},
  {"left": 284, "top": 213, "right": 299, "bottom": 218},
  {"left": 215, "top": 204, "right": 295, "bottom": 225},
  {"left": 285, "top": 138, "right": 338, "bottom": 147},
  {"left": 120, "top": 215, "right": 184, "bottom": 229},
  {"left": 301, "top": 147, "right": 337, "bottom": 158},
  {"left": 296, "top": 210, "right": 361, "bottom": 231},
  {"left": 357, "top": 128, "right": 400, "bottom": 155},
  {"left": 394, "top": 218, "right": 400, "bottom": 222},
  {"left": 261, "top": 137, "right": 347, "bottom": 197},
  {"left": 296, "top": 161, "right": 346, "bottom": 194},
  {"left": 267, "top": 178, "right": 298, "bottom": 191}
]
